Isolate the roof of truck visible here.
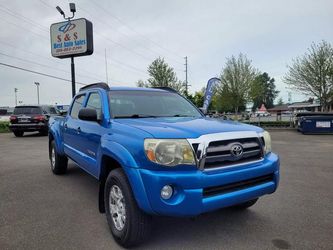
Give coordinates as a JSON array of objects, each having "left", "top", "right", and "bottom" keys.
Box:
[
  {"left": 79, "top": 82, "right": 179, "bottom": 94},
  {"left": 109, "top": 86, "right": 166, "bottom": 92}
]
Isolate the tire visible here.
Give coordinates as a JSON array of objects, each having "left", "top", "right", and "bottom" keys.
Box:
[
  {"left": 13, "top": 131, "right": 24, "bottom": 137},
  {"left": 39, "top": 130, "right": 48, "bottom": 136},
  {"left": 104, "top": 168, "right": 152, "bottom": 248},
  {"left": 49, "top": 140, "right": 68, "bottom": 175},
  {"left": 232, "top": 198, "right": 258, "bottom": 209}
]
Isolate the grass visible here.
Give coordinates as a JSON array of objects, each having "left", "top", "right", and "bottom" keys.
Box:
[{"left": 0, "top": 121, "right": 10, "bottom": 133}]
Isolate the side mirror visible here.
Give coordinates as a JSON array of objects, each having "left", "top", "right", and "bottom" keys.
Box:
[{"left": 78, "top": 108, "right": 98, "bottom": 122}]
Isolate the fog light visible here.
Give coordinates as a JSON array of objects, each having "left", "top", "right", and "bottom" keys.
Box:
[{"left": 161, "top": 185, "right": 173, "bottom": 200}]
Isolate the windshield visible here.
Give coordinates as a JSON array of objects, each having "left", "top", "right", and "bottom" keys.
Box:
[
  {"left": 109, "top": 90, "right": 202, "bottom": 118},
  {"left": 14, "top": 106, "right": 42, "bottom": 115}
]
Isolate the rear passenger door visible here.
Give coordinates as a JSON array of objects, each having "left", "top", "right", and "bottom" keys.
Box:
[
  {"left": 63, "top": 94, "right": 86, "bottom": 164},
  {"left": 75, "top": 92, "right": 104, "bottom": 178}
]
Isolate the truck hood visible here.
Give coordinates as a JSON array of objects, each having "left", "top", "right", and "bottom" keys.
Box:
[{"left": 114, "top": 117, "right": 263, "bottom": 138}]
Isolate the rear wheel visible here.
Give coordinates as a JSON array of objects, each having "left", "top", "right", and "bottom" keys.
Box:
[
  {"left": 13, "top": 131, "right": 24, "bottom": 137},
  {"left": 49, "top": 140, "right": 68, "bottom": 175},
  {"left": 39, "top": 130, "right": 48, "bottom": 136},
  {"left": 232, "top": 198, "right": 258, "bottom": 209},
  {"left": 105, "top": 168, "right": 152, "bottom": 248}
]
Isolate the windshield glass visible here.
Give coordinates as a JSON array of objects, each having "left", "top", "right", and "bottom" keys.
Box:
[
  {"left": 14, "top": 106, "right": 42, "bottom": 115},
  {"left": 109, "top": 90, "right": 202, "bottom": 118}
]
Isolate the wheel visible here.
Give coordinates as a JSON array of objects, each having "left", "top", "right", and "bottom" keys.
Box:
[
  {"left": 39, "top": 130, "right": 48, "bottom": 136},
  {"left": 13, "top": 131, "right": 24, "bottom": 137},
  {"left": 104, "top": 168, "right": 152, "bottom": 248},
  {"left": 232, "top": 198, "right": 258, "bottom": 209},
  {"left": 49, "top": 140, "right": 68, "bottom": 175}
]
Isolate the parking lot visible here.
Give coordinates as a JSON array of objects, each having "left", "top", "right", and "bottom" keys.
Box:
[{"left": 0, "top": 131, "right": 332, "bottom": 250}]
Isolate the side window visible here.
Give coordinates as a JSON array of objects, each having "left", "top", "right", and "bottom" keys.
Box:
[
  {"left": 86, "top": 92, "right": 102, "bottom": 120},
  {"left": 70, "top": 95, "right": 85, "bottom": 119}
]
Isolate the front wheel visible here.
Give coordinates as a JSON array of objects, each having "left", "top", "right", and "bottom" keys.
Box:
[
  {"left": 105, "top": 168, "right": 152, "bottom": 248},
  {"left": 49, "top": 140, "right": 68, "bottom": 175},
  {"left": 232, "top": 198, "right": 258, "bottom": 209}
]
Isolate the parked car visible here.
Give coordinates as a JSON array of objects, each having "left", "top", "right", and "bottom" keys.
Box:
[
  {"left": 55, "top": 104, "right": 70, "bottom": 115},
  {"left": 9, "top": 105, "right": 58, "bottom": 137},
  {"left": 255, "top": 111, "right": 271, "bottom": 117},
  {"left": 48, "top": 83, "right": 280, "bottom": 247}
]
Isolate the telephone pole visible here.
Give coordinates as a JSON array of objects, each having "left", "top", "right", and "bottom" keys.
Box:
[
  {"left": 184, "top": 56, "right": 188, "bottom": 95},
  {"left": 105, "top": 48, "right": 109, "bottom": 84},
  {"left": 14, "top": 88, "right": 18, "bottom": 106},
  {"left": 34, "top": 82, "right": 40, "bottom": 104}
]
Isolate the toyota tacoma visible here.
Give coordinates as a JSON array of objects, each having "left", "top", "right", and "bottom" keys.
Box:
[{"left": 48, "top": 83, "right": 279, "bottom": 247}]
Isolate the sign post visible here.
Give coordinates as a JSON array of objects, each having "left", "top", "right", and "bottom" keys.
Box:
[
  {"left": 50, "top": 4, "right": 93, "bottom": 97},
  {"left": 71, "top": 57, "right": 75, "bottom": 97}
]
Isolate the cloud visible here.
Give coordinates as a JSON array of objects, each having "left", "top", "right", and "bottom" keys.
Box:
[{"left": 0, "top": 0, "right": 332, "bottom": 106}]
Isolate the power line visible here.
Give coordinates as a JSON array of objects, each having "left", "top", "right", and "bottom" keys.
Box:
[
  {"left": 39, "top": 0, "right": 183, "bottom": 72},
  {"left": 39, "top": 0, "right": 156, "bottom": 63},
  {"left": 0, "top": 18, "right": 50, "bottom": 41},
  {"left": 0, "top": 41, "right": 114, "bottom": 81},
  {"left": 0, "top": 62, "right": 86, "bottom": 85},
  {"left": 2, "top": 2, "right": 154, "bottom": 76},
  {"left": 2, "top": 1, "right": 178, "bottom": 84},
  {"left": 80, "top": 3, "right": 183, "bottom": 66},
  {"left": 0, "top": 52, "right": 133, "bottom": 85},
  {"left": 91, "top": 1, "right": 183, "bottom": 62},
  {"left": 0, "top": 51, "right": 103, "bottom": 82},
  {"left": 0, "top": 5, "right": 49, "bottom": 33},
  {"left": 0, "top": 62, "right": 129, "bottom": 86}
]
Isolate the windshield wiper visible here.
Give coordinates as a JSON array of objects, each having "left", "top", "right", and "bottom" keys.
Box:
[{"left": 114, "top": 114, "right": 157, "bottom": 118}]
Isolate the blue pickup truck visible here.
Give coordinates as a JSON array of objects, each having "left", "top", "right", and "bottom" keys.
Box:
[{"left": 48, "top": 83, "right": 279, "bottom": 247}]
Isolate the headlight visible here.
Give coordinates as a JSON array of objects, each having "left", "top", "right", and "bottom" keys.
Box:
[
  {"left": 262, "top": 131, "right": 272, "bottom": 154},
  {"left": 144, "top": 139, "right": 195, "bottom": 166}
]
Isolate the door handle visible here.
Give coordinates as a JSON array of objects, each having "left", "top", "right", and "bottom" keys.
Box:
[{"left": 77, "top": 127, "right": 81, "bottom": 133}]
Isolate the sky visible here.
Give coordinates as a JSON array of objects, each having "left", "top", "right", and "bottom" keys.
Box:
[{"left": 0, "top": 0, "right": 332, "bottom": 107}]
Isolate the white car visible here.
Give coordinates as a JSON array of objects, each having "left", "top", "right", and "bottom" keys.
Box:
[{"left": 255, "top": 111, "right": 270, "bottom": 117}]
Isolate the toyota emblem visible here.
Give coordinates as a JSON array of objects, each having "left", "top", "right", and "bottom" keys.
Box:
[{"left": 230, "top": 144, "right": 243, "bottom": 157}]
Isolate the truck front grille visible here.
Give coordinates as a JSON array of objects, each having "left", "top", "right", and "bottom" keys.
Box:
[
  {"left": 203, "top": 174, "right": 274, "bottom": 197},
  {"left": 203, "top": 137, "right": 263, "bottom": 170}
]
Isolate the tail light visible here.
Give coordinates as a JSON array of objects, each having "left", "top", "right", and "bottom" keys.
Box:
[
  {"left": 33, "top": 115, "right": 45, "bottom": 122},
  {"left": 9, "top": 115, "right": 17, "bottom": 122}
]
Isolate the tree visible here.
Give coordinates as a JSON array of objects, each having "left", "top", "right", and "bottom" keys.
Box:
[
  {"left": 277, "top": 97, "right": 284, "bottom": 106},
  {"left": 218, "top": 54, "right": 258, "bottom": 113},
  {"left": 215, "top": 85, "right": 237, "bottom": 113},
  {"left": 284, "top": 41, "right": 333, "bottom": 111},
  {"left": 186, "top": 90, "right": 204, "bottom": 108},
  {"left": 250, "top": 72, "right": 279, "bottom": 111},
  {"left": 137, "top": 57, "right": 185, "bottom": 93},
  {"left": 136, "top": 80, "right": 145, "bottom": 87}
]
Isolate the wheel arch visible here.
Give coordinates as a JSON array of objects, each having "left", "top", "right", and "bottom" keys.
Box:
[{"left": 98, "top": 153, "right": 153, "bottom": 215}]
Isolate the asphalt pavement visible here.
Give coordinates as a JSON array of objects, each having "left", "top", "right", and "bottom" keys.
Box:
[{"left": 0, "top": 131, "right": 332, "bottom": 249}]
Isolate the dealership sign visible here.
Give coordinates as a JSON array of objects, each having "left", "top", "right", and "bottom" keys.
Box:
[{"left": 50, "top": 18, "right": 93, "bottom": 58}]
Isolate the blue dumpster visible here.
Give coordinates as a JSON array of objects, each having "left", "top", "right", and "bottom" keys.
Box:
[{"left": 298, "top": 115, "right": 333, "bottom": 134}]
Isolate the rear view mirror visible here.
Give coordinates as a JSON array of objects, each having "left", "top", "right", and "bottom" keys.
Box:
[{"left": 78, "top": 108, "right": 98, "bottom": 122}]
